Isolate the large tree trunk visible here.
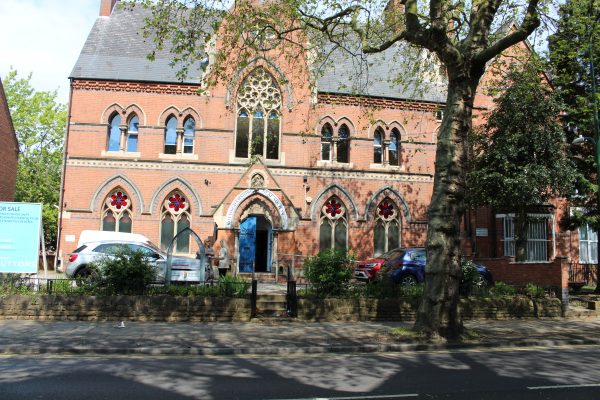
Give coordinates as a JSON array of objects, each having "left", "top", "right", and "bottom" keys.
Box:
[{"left": 413, "top": 74, "right": 478, "bottom": 339}]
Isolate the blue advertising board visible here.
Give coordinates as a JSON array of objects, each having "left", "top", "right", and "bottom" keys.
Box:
[{"left": 0, "top": 202, "right": 42, "bottom": 273}]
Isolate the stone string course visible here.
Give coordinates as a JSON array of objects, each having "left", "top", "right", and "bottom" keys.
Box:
[{"left": 0, "top": 295, "right": 561, "bottom": 322}]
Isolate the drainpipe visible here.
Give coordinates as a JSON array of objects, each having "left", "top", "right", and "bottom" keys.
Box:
[{"left": 55, "top": 79, "right": 74, "bottom": 271}]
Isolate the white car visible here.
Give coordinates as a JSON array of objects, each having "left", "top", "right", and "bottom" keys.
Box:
[{"left": 65, "top": 239, "right": 205, "bottom": 283}]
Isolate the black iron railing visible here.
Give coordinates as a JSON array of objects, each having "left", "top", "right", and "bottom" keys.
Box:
[{"left": 568, "top": 263, "right": 597, "bottom": 285}]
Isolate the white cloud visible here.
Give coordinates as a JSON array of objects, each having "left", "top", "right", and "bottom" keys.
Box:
[{"left": 0, "top": 0, "right": 99, "bottom": 103}]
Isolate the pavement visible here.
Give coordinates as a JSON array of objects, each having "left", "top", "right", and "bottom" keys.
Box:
[{"left": 1, "top": 316, "right": 600, "bottom": 357}]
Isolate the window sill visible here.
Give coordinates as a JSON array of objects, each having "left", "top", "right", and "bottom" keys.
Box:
[
  {"left": 101, "top": 150, "right": 141, "bottom": 159},
  {"left": 158, "top": 153, "right": 199, "bottom": 161},
  {"left": 228, "top": 150, "right": 285, "bottom": 166},
  {"left": 317, "top": 160, "right": 354, "bottom": 168},
  {"left": 369, "top": 163, "right": 405, "bottom": 171}
]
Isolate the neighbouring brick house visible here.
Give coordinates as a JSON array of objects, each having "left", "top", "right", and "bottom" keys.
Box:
[
  {"left": 58, "top": 0, "right": 588, "bottom": 287},
  {"left": 0, "top": 78, "right": 18, "bottom": 202}
]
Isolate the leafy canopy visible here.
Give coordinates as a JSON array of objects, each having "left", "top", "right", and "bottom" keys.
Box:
[{"left": 2, "top": 69, "right": 66, "bottom": 250}]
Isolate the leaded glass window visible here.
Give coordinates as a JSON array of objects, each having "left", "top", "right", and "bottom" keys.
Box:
[
  {"left": 337, "top": 124, "right": 350, "bottom": 163},
  {"left": 321, "top": 123, "right": 333, "bottom": 161},
  {"left": 160, "top": 191, "right": 191, "bottom": 253},
  {"left": 373, "top": 199, "right": 400, "bottom": 256},
  {"left": 101, "top": 189, "right": 132, "bottom": 233},
  {"left": 235, "top": 68, "right": 281, "bottom": 160},
  {"left": 107, "top": 114, "right": 121, "bottom": 152},
  {"left": 319, "top": 197, "right": 348, "bottom": 251},
  {"left": 374, "top": 128, "right": 383, "bottom": 164},
  {"left": 127, "top": 115, "right": 139, "bottom": 152},
  {"left": 164, "top": 116, "right": 177, "bottom": 154},
  {"left": 183, "top": 117, "right": 195, "bottom": 154},
  {"left": 389, "top": 128, "right": 400, "bottom": 166}
]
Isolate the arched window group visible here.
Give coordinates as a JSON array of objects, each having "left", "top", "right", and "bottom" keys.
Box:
[
  {"left": 321, "top": 123, "right": 350, "bottom": 163},
  {"left": 373, "top": 127, "right": 401, "bottom": 166},
  {"left": 107, "top": 113, "right": 139, "bottom": 153},
  {"left": 163, "top": 115, "right": 196, "bottom": 155},
  {"left": 235, "top": 68, "right": 281, "bottom": 160}
]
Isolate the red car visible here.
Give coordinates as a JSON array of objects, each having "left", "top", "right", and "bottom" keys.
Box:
[{"left": 354, "top": 248, "right": 405, "bottom": 282}]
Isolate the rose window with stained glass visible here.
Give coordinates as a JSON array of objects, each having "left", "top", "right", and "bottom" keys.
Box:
[
  {"left": 161, "top": 191, "right": 191, "bottom": 253},
  {"left": 102, "top": 189, "right": 132, "bottom": 233},
  {"left": 319, "top": 197, "right": 348, "bottom": 251}
]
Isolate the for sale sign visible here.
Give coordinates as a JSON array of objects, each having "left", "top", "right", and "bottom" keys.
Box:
[{"left": 0, "top": 202, "right": 42, "bottom": 273}]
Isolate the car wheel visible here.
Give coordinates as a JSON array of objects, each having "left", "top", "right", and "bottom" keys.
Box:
[
  {"left": 399, "top": 274, "right": 418, "bottom": 287},
  {"left": 474, "top": 273, "right": 489, "bottom": 289}
]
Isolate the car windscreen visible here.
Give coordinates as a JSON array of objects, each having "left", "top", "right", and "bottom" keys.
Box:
[{"left": 380, "top": 248, "right": 405, "bottom": 260}]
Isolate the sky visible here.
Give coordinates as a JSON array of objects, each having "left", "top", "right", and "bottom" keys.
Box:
[{"left": 0, "top": 0, "right": 99, "bottom": 104}]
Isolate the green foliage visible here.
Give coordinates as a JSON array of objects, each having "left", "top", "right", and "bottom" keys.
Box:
[
  {"left": 525, "top": 282, "right": 546, "bottom": 298},
  {"left": 490, "top": 282, "right": 517, "bottom": 297},
  {"left": 216, "top": 275, "right": 250, "bottom": 297},
  {"left": 2, "top": 69, "right": 66, "bottom": 250},
  {"left": 304, "top": 250, "right": 354, "bottom": 297},
  {"left": 94, "top": 249, "right": 156, "bottom": 295},
  {"left": 467, "top": 62, "right": 576, "bottom": 260},
  {"left": 549, "top": 0, "right": 600, "bottom": 232},
  {"left": 459, "top": 258, "right": 479, "bottom": 295}
]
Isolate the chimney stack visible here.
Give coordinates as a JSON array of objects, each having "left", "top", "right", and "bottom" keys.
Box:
[{"left": 100, "top": 0, "right": 118, "bottom": 17}]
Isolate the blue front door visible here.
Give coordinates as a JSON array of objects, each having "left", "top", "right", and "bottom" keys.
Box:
[{"left": 239, "top": 216, "right": 257, "bottom": 273}]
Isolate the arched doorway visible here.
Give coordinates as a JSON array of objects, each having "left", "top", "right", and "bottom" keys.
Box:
[{"left": 238, "top": 215, "right": 273, "bottom": 273}]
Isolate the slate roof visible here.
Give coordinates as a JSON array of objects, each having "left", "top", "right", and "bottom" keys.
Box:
[{"left": 70, "top": 5, "right": 447, "bottom": 103}]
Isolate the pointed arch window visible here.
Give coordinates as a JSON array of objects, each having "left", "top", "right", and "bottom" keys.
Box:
[
  {"left": 126, "top": 115, "right": 139, "bottom": 152},
  {"left": 107, "top": 114, "right": 121, "bottom": 152},
  {"left": 374, "top": 127, "right": 384, "bottom": 164},
  {"left": 319, "top": 197, "right": 348, "bottom": 251},
  {"left": 235, "top": 68, "right": 281, "bottom": 160},
  {"left": 388, "top": 128, "right": 400, "bottom": 166},
  {"left": 321, "top": 123, "right": 333, "bottom": 161},
  {"left": 101, "top": 190, "right": 132, "bottom": 233},
  {"left": 160, "top": 191, "right": 191, "bottom": 253},
  {"left": 337, "top": 124, "right": 350, "bottom": 163},
  {"left": 373, "top": 199, "right": 400, "bottom": 256},
  {"left": 164, "top": 116, "right": 177, "bottom": 155},
  {"left": 183, "top": 117, "right": 195, "bottom": 154}
]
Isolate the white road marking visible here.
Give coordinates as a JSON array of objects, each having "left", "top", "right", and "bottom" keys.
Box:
[
  {"left": 528, "top": 383, "right": 600, "bottom": 390},
  {"left": 268, "top": 394, "right": 419, "bottom": 400}
]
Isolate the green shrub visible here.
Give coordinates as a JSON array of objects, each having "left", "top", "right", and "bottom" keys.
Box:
[
  {"left": 490, "top": 282, "right": 517, "bottom": 297},
  {"left": 525, "top": 282, "right": 546, "bottom": 298},
  {"left": 459, "top": 258, "right": 479, "bottom": 296},
  {"left": 217, "top": 275, "right": 250, "bottom": 297},
  {"left": 304, "top": 249, "right": 354, "bottom": 297},
  {"left": 94, "top": 249, "right": 155, "bottom": 295}
]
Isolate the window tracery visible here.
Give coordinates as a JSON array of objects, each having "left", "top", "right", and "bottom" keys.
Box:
[
  {"left": 319, "top": 197, "right": 348, "bottom": 251},
  {"left": 374, "top": 199, "right": 400, "bottom": 256},
  {"left": 101, "top": 189, "right": 132, "bottom": 233},
  {"left": 160, "top": 191, "right": 191, "bottom": 253}
]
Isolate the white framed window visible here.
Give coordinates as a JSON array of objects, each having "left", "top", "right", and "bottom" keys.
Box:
[
  {"left": 579, "top": 224, "right": 598, "bottom": 264},
  {"left": 503, "top": 216, "right": 548, "bottom": 261}
]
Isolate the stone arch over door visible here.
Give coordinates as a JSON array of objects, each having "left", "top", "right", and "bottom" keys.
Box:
[
  {"left": 224, "top": 189, "right": 289, "bottom": 230},
  {"left": 234, "top": 195, "right": 281, "bottom": 274}
]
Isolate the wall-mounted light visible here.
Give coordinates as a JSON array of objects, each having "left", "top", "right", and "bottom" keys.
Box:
[{"left": 204, "top": 179, "right": 210, "bottom": 186}]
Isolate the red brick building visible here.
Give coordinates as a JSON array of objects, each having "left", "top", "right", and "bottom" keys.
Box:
[
  {"left": 58, "top": 0, "right": 587, "bottom": 285},
  {"left": 0, "top": 78, "right": 18, "bottom": 202}
]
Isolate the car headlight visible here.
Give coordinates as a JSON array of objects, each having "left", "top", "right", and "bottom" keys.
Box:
[{"left": 364, "top": 263, "right": 379, "bottom": 269}]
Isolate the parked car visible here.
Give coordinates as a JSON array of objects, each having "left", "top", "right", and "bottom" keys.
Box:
[
  {"left": 65, "top": 239, "right": 205, "bottom": 283},
  {"left": 354, "top": 247, "right": 493, "bottom": 288}
]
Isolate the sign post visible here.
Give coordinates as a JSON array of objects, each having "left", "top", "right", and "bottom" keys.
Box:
[{"left": 0, "top": 202, "right": 43, "bottom": 274}]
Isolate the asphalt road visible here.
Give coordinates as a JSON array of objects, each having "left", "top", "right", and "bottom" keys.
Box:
[{"left": 1, "top": 346, "right": 600, "bottom": 400}]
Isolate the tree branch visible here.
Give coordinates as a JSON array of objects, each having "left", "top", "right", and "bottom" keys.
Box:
[{"left": 474, "top": 0, "right": 541, "bottom": 64}]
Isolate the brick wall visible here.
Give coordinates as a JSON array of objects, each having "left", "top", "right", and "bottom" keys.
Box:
[
  {"left": 0, "top": 294, "right": 562, "bottom": 321},
  {"left": 0, "top": 79, "right": 18, "bottom": 202},
  {"left": 478, "top": 257, "right": 569, "bottom": 289}
]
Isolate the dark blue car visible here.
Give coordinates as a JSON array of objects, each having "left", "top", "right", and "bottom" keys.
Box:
[{"left": 383, "top": 248, "right": 494, "bottom": 288}]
